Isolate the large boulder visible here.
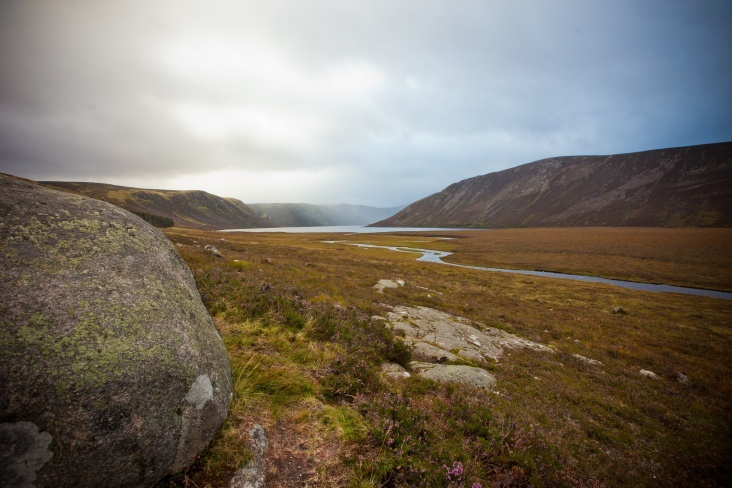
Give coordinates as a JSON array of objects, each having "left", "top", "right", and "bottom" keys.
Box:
[{"left": 0, "top": 175, "right": 232, "bottom": 487}]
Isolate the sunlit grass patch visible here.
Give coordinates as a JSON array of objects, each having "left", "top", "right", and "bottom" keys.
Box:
[{"left": 319, "top": 405, "right": 369, "bottom": 443}]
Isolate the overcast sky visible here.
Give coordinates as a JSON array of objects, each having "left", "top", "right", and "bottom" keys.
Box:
[{"left": 1, "top": 1, "right": 731, "bottom": 206}]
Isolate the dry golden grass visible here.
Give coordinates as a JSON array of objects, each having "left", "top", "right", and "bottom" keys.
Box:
[
  {"left": 425, "top": 227, "right": 732, "bottom": 291},
  {"left": 162, "top": 227, "right": 732, "bottom": 487}
]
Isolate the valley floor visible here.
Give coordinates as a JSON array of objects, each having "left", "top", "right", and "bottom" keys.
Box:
[{"left": 160, "top": 227, "right": 732, "bottom": 487}]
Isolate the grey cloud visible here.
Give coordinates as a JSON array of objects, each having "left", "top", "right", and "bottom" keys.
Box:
[{"left": 1, "top": 0, "right": 730, "bottom": 206}]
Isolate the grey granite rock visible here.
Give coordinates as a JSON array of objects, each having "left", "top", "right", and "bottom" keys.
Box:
[
  {"left": 410, "top": 362, "right": 497, "bottom": 389},
  {"left": 229, "top": 424, "right": 268, "bottom": 488},
  {"left": 0, "top": 174, "right": 232, "bottom": 487}
]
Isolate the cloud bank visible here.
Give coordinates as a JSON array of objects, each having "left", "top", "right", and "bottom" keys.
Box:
[{"left": 1, "top": 0, "right": 730, "bottom": 206}]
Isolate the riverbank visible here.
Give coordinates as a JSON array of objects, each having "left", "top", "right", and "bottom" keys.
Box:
[
  {"left": 334, "top": 242, "right": 732, "bottom": 300},
  {"left": 334, "top": 227, "right": 732, "bottom": 293}
]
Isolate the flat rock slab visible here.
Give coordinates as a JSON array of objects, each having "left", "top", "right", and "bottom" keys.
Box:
[
  {"left": 386, "top": 305, "right": 551, "bottom": 364},
  {"left": 410, "top": 362, "right": 496, "bottom": 389}
]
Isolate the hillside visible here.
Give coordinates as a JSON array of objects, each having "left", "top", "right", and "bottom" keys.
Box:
[
  {"left": 248, "top": 203, "right": 405, "bottom": 227},
  {"left": 41, "top": 181, "right": 275, "bottom": 230},
  {"left": 375, "top": 142, "right": 732, "bottom": 228}
]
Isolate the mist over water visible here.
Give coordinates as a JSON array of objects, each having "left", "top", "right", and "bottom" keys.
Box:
[{"left": 221, "top": 226, "right": 471, "bottom": 234}]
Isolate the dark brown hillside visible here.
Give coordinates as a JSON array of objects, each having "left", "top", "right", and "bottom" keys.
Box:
[
  {"left": 375, "top": 142, "right": 732, "bottom": 228},
  {"left": 40, "top": 181, "right": 275, "bottom": 230}
]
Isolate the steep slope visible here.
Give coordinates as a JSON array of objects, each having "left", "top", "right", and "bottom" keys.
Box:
[
  {"left": 248, "top": 203, "right": 405, "bottom": 227},
  {"left": 41, "top": 181, "right": 275, "bottom": 230},
  {"left": 375, "top": 142, "right": 732, "bottom": 228}
]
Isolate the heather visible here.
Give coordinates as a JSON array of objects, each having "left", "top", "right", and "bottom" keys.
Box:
[{"left": 161, "top": 227, "right": 732, "bottom": 487}]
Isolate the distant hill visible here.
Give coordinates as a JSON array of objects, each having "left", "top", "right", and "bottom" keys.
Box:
[
  {"left": 375, "top": 142, "right": 732, "bottom": 228},
  {"left": 248, "top": 203, "right": 405, "bottom": 227},
  {"left": 40, "top": 181, "right": 275, "bottom": 230}
]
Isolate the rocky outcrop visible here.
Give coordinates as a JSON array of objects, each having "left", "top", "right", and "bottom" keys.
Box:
[
  {"left": 0, "top": 174, "right": 232, "bottom": 487},
  {"left": 385, "top": 305, "right": 551, "bottom": 364},
  {"left": 375, "top": 142, "right": 732, "bottom": 228},
  {"left": 381, "top": 305, "right": 551, "bottom": 390}
]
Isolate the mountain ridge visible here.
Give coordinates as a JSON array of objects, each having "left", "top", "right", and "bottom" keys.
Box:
[
  {"left": 375, "top": 142, "right": 732, "bottom": 228},
  {"left": 39, "top": 181, "right": 276, "bottom": 230},
  {"left": 38, "top": 181, "right": 404, "bottom": 229}
]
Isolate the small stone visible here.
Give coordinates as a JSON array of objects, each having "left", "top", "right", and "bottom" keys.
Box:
[
  {"left": 611, "top": 307, "right": 627, "bottom": 315},
  {"left": 639, "top": 369, "right": 660, "bottom": 380},
  {"left": 261, "top": 258, "right": 273, "bottom": 264},
  {"left": 676, "top": 372, "right": 692, "bottom": 386},
  {"left": 373, "top": 279, "right": 404, "bottom": 293},
  {"left": 380, "top": 363, "right": 411, "bottom": 380},
  {"left": 572, "top": 354, "right": 603, "bottom": 366},
  {"left": 204, "top": 245, "right": 222, "bottom": 257},
  {"left": 229, "top": 424, "right": 267, "bottom": 488}
]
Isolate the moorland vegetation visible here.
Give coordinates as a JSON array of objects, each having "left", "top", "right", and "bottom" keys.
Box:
[{"left": 160, "top": 227, "right": 732, "bottom": 487}]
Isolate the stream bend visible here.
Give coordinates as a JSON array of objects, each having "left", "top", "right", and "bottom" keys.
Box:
[{"left": 332, "top": 242, "right": 732, "bottom": 301}]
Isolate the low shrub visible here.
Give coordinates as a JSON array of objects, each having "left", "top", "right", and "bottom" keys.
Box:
[{"left": 129, "top": 209, "right": 174, "bottom": 227}]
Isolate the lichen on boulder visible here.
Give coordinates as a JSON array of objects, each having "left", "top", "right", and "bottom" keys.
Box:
[{"left": 0, "top": 174, "right": 232, "bottom": 487}]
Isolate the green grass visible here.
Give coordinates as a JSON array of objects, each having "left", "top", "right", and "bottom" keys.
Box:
[{"left": 161, "top": 228, "right": 732, "bottom": 487}]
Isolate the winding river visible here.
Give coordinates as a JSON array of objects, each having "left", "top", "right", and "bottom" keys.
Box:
[{"left": 332, "top": 242, "right": 732, "bottom": 301}]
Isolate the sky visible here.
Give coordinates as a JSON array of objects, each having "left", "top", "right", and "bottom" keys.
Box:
[{"left": 1, "top": 1, "right": 731, "bottom": 207}]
